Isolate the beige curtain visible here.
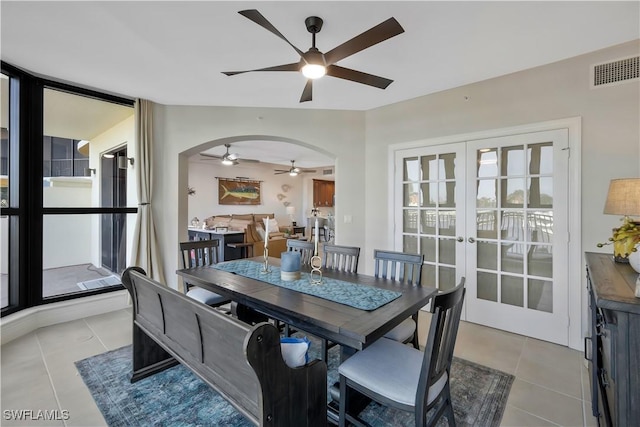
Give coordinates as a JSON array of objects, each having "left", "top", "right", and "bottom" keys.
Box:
[{"left": 130, "top": 99, "right": 166, "bottom": 283}]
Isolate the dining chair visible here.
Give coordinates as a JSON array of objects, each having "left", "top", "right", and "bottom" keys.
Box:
[
  {"left": 286, "top": 239, "right": 316, "bottom": 265},
  {"left": 322, "top": 244, "right": 360, "bottom": 273},
  {"left": 179, "top": 240, "right": 229, "bottom": 308},
  {"left": 338, "top": 278, "right": 466, "bottom": 427},
  {"left": 374, "top": 249, "right": 424, "bottom": 348},
  {"left": 307, "top": 244, "right": 362, "bottom": 361}
]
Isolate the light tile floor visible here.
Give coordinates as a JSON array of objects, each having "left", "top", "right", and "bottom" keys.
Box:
[{"left": 0, "top": 308, "right": 594, "bottom": 426}]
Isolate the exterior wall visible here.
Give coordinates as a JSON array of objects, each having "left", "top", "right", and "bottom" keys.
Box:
[
  {"left": 88, "top": 114, "right": 136, "bottom": 269},
  {"left": 42, "top": 178, "right": 92, "bottom": 269}
]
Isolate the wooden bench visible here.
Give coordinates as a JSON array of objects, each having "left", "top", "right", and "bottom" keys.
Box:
[{"left": 121, "top": 267, "right": 327, "bottom": 427}]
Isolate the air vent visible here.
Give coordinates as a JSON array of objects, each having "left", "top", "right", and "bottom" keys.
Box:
[
  {"left": 591, "top": 55, "right": 639, "bottom": 88},
  {"left": 322, "top": 169, "right": 333, "bottom": 176}
]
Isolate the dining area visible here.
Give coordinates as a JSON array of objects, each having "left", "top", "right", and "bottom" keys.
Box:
[{"left": 174, "top": 234, "right": 468, "bottom": 426}]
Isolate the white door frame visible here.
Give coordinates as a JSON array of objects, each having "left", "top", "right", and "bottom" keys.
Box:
[{"left": 387, "top": 117, "right": 582, "bottom": 350}]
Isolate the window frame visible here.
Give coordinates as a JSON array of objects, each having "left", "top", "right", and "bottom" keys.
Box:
[{"left": 1, "top": 61, "right": 136, "bottom": 317}]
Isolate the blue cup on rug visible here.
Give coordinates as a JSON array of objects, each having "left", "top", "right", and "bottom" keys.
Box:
[{"left": 280, "top": 251, "right": 301, "bottom": 281}]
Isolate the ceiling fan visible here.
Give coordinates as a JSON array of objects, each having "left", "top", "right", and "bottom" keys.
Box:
[
  {"left": 274, "top": 160, "right": 316, "bottom": 176},
  {"left": 222, "top": 9, "right": 405, "bottom": 102},
  {"left": 200, "top": 143, "right": 259, "bottom": 166}
]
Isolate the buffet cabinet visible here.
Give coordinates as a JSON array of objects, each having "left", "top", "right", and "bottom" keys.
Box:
[{"left": 585, "top": 252, "right": 640, "bottom": 427}]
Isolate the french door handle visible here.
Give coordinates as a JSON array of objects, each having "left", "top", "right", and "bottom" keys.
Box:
[
  {"left": 468, "top": 237, "right": 476, "bottom": 243},
  {"left": 457, "top": 237, "right": 464, "bottom": 242}
]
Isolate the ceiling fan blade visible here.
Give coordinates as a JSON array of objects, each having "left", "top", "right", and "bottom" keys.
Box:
[
  {"left": 326, "top": 65, "right": 393, "bottom": 89},
  {"left": 223, "top": 62, "right": 299, "bottom": 76},
  {"left": 200, "top": 153, "right": 223, "bottom": 160},
  {"left": 300, "top": 79, "right": 313, "bottom": 102},
  {"left": 324, "top": 17, "right": 404, "bottom": 65},
  {"left": 238, "top": 10, "right": 306, "bottom": 58},
  {"left": 301, "top": 169, "right": 317, "bottom": 173}
]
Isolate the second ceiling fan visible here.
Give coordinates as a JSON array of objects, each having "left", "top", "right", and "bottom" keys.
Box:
[
  {"left": 274, "top": 160, "right": 316, "bottom": 176},
  {"left": 223, "top": 9, "right": 405, "bottom": 102}
]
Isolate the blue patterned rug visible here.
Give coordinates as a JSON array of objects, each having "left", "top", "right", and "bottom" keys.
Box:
[{"left": 76, "top": 339, "right": 513, "bottom": 426}]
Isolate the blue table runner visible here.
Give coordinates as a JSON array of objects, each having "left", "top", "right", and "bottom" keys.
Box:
[{"left": 213, "top": 260, "right": 401, "bottom": 311}]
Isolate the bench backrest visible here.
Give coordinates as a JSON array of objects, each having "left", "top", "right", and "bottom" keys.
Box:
[{"left": 124, "top": 268, "right": 327, "bottom": 427}]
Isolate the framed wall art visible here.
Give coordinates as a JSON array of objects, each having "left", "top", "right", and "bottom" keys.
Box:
[{"left": 217, "top": 177, "right": 261, "bottom": 205}]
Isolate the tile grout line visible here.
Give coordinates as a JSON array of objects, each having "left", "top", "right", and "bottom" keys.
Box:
[
  {"left": 82, "top": 318, "right": 109, "bottom": 351},
  {"left": 513, "top": 336, "right": 526, "bottom": 376},
  {"left": 516, "top": 376, "right": 585, "bottom": 401},
  {"left": 579, "top": 360, "right": 591, "bottom": 427},
  {"left": 505, "top": 404, "right": 563, "bottom": 427},
  {"left": 34, "top": 331, "right": 68, "bottom": 427}
]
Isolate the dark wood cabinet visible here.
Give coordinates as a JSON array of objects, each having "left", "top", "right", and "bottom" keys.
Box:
[
  {"left": 187, "top": 229, "right": 245, "bottom": 261},
  {"left": 313, "top": 179, "right": 335, "bottom": 207},
  {"left": 585, "top": 252, "right": 640, "bottom": 427}
]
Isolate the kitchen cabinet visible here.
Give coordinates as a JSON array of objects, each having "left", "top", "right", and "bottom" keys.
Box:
[{"left": 313, "top": 179, "right": 335, "bottom": 207}]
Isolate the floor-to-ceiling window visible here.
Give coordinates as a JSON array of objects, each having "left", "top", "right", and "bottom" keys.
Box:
[
  {"left": 0, "top": 62, "right": 136, "bottom": 316},
  {"left": 1, "top": 73, "right": 11, "bottom": 309}
]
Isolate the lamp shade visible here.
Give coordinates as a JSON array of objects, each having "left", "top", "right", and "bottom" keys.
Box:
[
  {"left": 603, "top": 178, "right": 640, "bottom": 216},
  {"left": 286, "top": 206, "right": 296, "bottom": 215}
]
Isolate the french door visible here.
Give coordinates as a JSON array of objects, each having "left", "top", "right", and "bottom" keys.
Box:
[{"left": 396, "top": 129, "right": 569, "bottom": 345}]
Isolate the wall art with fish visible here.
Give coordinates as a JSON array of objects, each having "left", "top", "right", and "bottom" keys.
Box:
[{"left": 217, "top": 178, "right": 261, "bottom": 205}]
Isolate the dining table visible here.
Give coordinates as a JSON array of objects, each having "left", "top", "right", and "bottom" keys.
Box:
[{"left": 176, "top": 256, "right": 437, "bottom": 422}]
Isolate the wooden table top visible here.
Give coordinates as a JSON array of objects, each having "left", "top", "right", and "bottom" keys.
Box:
[{"left": 176, "top": 257, "right": 437, "bottom": 351}]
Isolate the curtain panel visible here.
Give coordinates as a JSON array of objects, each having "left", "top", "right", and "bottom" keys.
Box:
[{"left": 130, "top": 99, "right": 166, "bottom": 284}]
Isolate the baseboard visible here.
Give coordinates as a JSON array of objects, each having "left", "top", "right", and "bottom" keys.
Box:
[{"left": 0, "top": 290, "right": 130, "bottom": 345}]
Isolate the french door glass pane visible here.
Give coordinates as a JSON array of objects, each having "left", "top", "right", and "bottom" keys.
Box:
[
  {"left": 501, "top": 145, "right": 525, "bottom": 176},
  {"left": 477, "top": 149, "right": 498, "bottom": 177},
  {"left": 403, "top": 157, "right": 419, "bottom": 181},
  {"left": 477, "top": 271, "right": 497, "bottom": 302},
  {"left": 477, "top": 179, "right": 497, "bottom": 207},
  {"left": 475, "top": 138, "right": 555, "bottom": 313},
  {"left": 402, "top": 150, "right": 459, "bottom": 290},
  {"left": 528, "top": 279, "right": 553, "bottom": 312}
]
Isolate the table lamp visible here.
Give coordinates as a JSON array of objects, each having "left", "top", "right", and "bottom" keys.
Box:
[
  {"left": 602, "top": 178, "right": 640, "bottom": 263},
  {"left": 286, "top": 206, "right": 296, "bottom": 226}
]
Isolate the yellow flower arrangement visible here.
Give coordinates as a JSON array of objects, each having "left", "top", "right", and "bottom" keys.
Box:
[{"left": 597, "top": 217, "right": 640, "bottom": 259}]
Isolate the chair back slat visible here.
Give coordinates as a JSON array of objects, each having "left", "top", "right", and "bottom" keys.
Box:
[
  {"left": 180, "top": 240, "right": 220, "bottom": 269},
  {"left": 322, "top": 244, "right": 360, "bottom": 273},
  {"left": 179, "top": 240, "right": 220, "bottom": 294},
  {"left": 286, "top": 239, "right": 315, "bottom": 266},
  {"left": 373, "top": 249, "right": 424, "bottom": 285},
  {"left": 415, "top": 278, "right": 466, "bottom": 421}
]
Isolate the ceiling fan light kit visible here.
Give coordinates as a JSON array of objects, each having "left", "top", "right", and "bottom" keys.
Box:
[
  {"left": 275, "top": 160, "right": 315, "bottom": 176},
  {"left": 222, "top": 9, "right": 404, "bottom": 102}
]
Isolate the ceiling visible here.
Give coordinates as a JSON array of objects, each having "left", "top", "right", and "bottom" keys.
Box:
[
  {"left": 1, "top": 1, "right": 638, "bottom": 113},
  {"left": 2, "top": 2, "right": 638, "bottom": 168}
]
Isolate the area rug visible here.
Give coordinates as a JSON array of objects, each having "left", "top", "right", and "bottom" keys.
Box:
[{"left": 76, "top": 342, "right": 513, "bottom": 427}]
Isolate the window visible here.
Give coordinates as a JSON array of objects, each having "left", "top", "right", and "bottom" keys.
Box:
[{"left": 1, "top": 62, "right": 136, "bottom": 317}]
